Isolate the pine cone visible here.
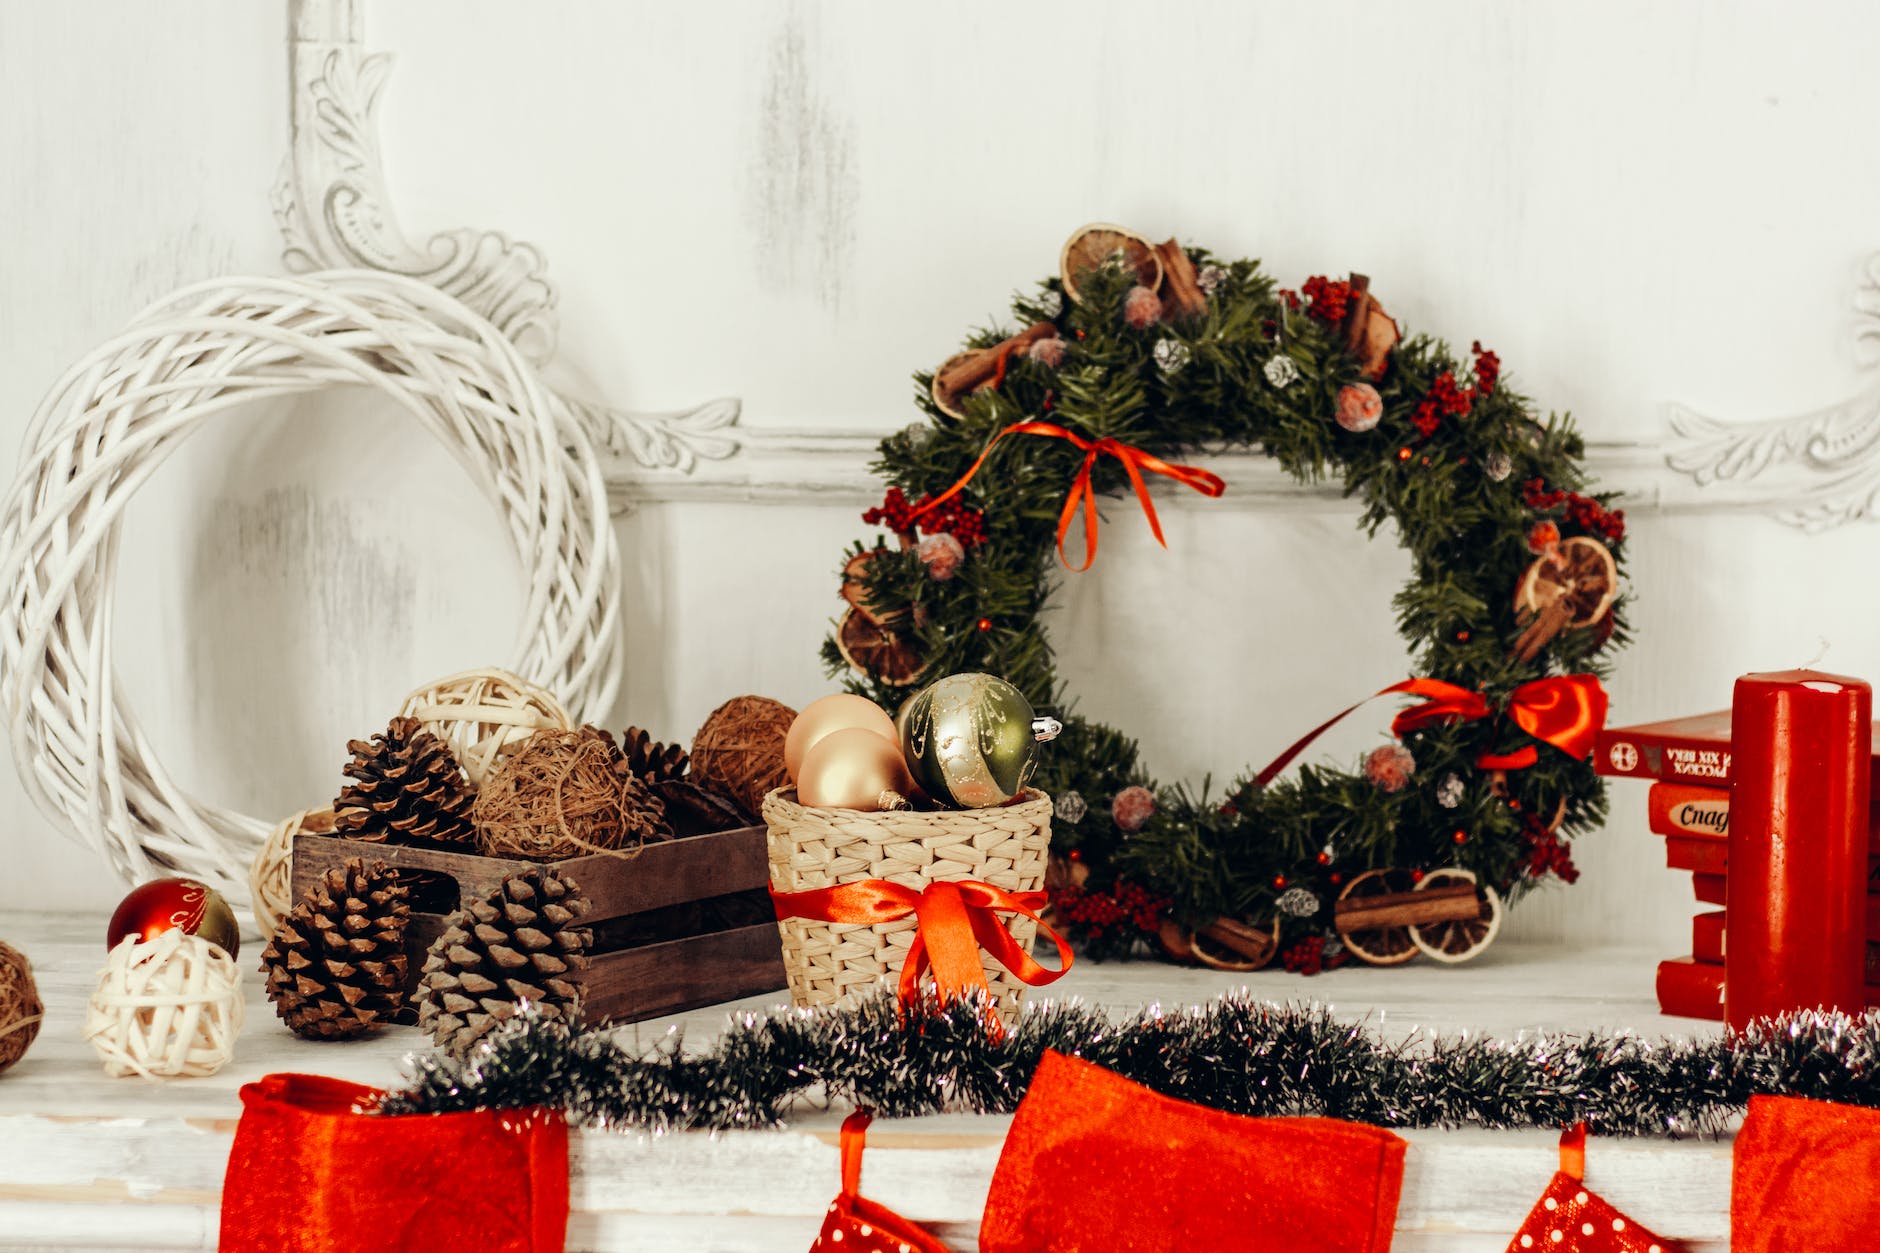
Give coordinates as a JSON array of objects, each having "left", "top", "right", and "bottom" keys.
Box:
[
  {"left": 621, "top": 772, "right": 672, "bottom": 843},
  {"left": 261, "top": 858, "right": 411, "bottom": 1040},
  {"left": 417, "top": 869, "right": 591, "bottom": 1055},
  {"left": 619, "top": 727, "right": 689, "bottom": 786},
  {"left": 651, "top": 778, "right": 750, "bottom": 835},
  {"left": 334, "top": 717, "right": 476, "bottom": 849}
]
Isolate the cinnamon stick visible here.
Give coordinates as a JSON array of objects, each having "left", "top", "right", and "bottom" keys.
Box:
[
  {"left": 933, "top": 322, "right": 1059, "bottom": 398},
  {"left": 1333, "top": 884, "right": 1481, "bottom": 931},
  {"left": 1154, "top": 239, "right": 1208, "bottom": 322}
]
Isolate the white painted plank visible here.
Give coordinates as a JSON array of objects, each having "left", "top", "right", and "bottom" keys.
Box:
[{"left": 0, "top": 914, "right": 1737, "bottom": 1248}]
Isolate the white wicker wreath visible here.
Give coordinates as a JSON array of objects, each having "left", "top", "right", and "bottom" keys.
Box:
[{"left": 0, "top": 270, "right": 624, "bottom": 896}]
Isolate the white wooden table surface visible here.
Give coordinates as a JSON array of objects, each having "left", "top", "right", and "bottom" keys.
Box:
[{"left": 0, "top": 915, "right": 1732, "bottom": 1252}]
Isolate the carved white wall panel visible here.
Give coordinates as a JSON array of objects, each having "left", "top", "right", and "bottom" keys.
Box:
[
  {"left": 1664, "top": 255, "right": 1880, "bottom": 531},
  {"left": 277, "top": 0, "right": 741, "bottom": 476}
]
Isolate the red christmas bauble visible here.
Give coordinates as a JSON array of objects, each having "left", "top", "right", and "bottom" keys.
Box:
[{"left": 106, "top": 878, "right": 240, "bottom": 959}]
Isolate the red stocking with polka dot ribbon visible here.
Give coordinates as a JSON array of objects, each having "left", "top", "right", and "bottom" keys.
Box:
[
  {"left": 1505, "top": 1125, "right": 1687, "bottom": 1253},
  {"left": 810, "top": 1110, "right": 950, "bottom": 1253}
]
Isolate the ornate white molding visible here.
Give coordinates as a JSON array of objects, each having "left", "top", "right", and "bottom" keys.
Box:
[
  {"left": 606, "top": 430, "right": 1699, "bottom": 514},
  {"left": 1664, "top": 253, "right": 1880, "bottom": 530},
  {"left": 278, "top": 0, "right": 741, "bottom": 474}
]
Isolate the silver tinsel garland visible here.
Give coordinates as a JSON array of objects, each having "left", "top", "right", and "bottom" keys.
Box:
[{"left": 378, "top": 993, "right": 1880, "bottom": 1137}]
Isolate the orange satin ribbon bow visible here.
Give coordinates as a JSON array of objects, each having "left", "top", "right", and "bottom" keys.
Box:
[
  {"left": 910, "top": 421, "right": 1226, "bottom": 571},
  {"left": 769, "top": 878, "right": 1073, "bottom": 1022},
  {"left": 1254, "top": 674, "right": 1608, "bottom": 787}
]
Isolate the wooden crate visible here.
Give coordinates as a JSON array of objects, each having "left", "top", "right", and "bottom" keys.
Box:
[{"left": 290, "top": 826, "right": 787, "bottom": 1026}]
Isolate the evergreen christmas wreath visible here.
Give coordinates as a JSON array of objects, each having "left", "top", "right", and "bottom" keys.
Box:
[{"left": 824, "top": 225, "right": 1629, "bottom": 970}]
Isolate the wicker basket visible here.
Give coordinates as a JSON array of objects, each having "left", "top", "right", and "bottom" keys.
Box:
[{"left": 763, "top": 787, "right": 1054, "bottom": 1017}]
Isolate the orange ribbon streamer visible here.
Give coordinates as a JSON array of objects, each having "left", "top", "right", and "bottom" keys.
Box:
[
  {"left": 1254, "top": 674, "right": 1608, "bottom": 788},
  {"left": 769, "top": 878, "right": 1073, "bottom": 1025},
  {"left": 909, "top": 421, "right": 1226, "bottom": 571}
]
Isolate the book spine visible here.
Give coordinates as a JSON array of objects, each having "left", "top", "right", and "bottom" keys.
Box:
[
  {"left": 1666, "top": 833, "right": 1727, "bottom": 876},
  {"left": 1693, "top": 873, "right": 1726, "bottom": 906},
  {"left": 1693, "top": 910, "right": 1724, "bottom": 964},
  {"left": 1597, "top": 730, "right": 1733, "bottom": 784},
  {"left": 1648, "top": 783, "right": 1729, "bottom": 836},
  {"left": 1657, "top": 956, "right": 1724, "bottom": 1021}
]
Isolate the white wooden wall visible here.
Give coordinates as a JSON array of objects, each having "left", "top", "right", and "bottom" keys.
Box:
[{"left": 5, "top": 0, "right": 1880, "bottom": 966}]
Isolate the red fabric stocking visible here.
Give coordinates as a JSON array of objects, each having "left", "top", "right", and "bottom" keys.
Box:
[
  {"left": 219, "top": 1073, "right": 568, "bottom": 1253},
  {"left": 979, "top": 1050, "right": 1406, "bottom": 1252},
  {"left": 1504, "top": 1125, "right": 1686, "bottom": 1253},
  {"left": 809, "top": 1110, "right": 950, "bottom": 1253},
  {"left": 1732, "top": 1094, "right": 1880, "bottom": 1250}
]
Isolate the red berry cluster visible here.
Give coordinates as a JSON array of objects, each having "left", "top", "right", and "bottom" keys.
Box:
[
  {"left": 1521, "top": 814, "right": 1580, "bottom": 884},
  {"left": 1521, "top": 479, "right": 1626, "bottom": 544},
  {"left": 1052, "top": 880, "right": 1166, "bottom": 941},
  {"left": 1411, "top": 370, "right": 1475, "bottom": 437},
  {"left": 1300, "top": 276, "right": 1350, "bottom": 325},
  {"left": 1275, "top": 288, "right": 1302, "bottom": 311},
  {"left": 861, "top": 486, "right": 988, "bottom": 547},
  {"left": 1470, "top": 340, "right": 1501, "bottom": 395},
  {"left": 1280, "top": 934, "right": 1347, "bottom": 976}
]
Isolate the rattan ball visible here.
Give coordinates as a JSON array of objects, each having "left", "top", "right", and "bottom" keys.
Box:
[
  {"left": 398, "top": 667, "right": 572, "bottom": 787},
  {"left": 0, "top": 940, "right": 43, "bottom": 1076},
  {"left": 83, "top": 930, "right": 243, "bottom": 1079},
  {"left": 474, "top": 729, "right": 636, "bottom": 861},
  {"left": 690, "top": 695, "right": 797, "bottom": 815},
  {"left": 250, "top": 808, "right": 332, "bottom": 940}
]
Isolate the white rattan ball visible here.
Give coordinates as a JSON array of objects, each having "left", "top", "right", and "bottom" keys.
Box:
[
  {"left": 0, "top": 271, "right": 624, "bottom": 897},
  {"left": 397, "top": 667, "right": 572, "bottom": 786},
  {"left": 250, "top": 809, "right": 331, "bottom": 940},
  {"left": 84, "top": 931, "right": 244, "bottom": 1080}
]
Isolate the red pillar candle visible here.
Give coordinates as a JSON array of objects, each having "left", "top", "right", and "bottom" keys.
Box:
[{"left": 1726, "top": 669, "right": 1872, "bottom": 1031}]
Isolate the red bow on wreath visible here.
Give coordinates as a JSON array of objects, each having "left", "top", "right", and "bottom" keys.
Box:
[
  {"left": 1255, "top": 674, "right": 1608, "bottom": 787},
  {"left": 770, "top": 878, "right": 1073, "bottom": 1032},
  {"left": 910, "top": 420, "right": 1226, "bottom": 571}
]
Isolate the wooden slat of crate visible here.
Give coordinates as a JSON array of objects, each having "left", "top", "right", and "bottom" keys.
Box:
[
  {"left": 289, "top": 826, "right": 788, "bottom": 1026},
  {"left": 586, "top": 924, "right": 791, "bottom": 1023},
  {"left": 290, "top": 825, "right": 773, "bottom": 921}
]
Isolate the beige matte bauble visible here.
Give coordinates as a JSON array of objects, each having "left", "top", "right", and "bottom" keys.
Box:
[
  {"left": 796, "top": 727, "right": 911, "bottom": 811},
  {"left": 784, "top": 693, "right": 898, "bottom": 782}
]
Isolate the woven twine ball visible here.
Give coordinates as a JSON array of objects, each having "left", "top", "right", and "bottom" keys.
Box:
[
  {"left": 398, "top": 667, "right": 572, "bottom": 787},
  {"left": 0, "top": 940, "right": 44, "bottom": 1076},
  {"left": 473, "top": 728, "right": 631, "bottom": 861},
  {"left": 690, "top": 696, "right": 798, "bottom": 815},
  {"left": 83, "top": 930, "right": 243, "bottom": 1079},
  {"left": 250, "top": 809, "right": 333, "bottom": 940}
]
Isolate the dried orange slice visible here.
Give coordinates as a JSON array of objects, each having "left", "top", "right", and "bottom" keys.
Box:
[
  {"left": 1516, "top": 535, "right": 1617, "bottom": 628},
  {"left": 930, "top": 351, "right": 975, "bottom": 422},
  {"left": 1407, "top": 868, "right": 1502, "bottom": 964},
  {"left": 1334, "top": 868, "right": 1419, "bottom": 966},
  {"left": 1059, "top": 223, "right": 1162, "bottom": 305},
  {"left": 835, "top": 607, "right": 923, "bottom": 686},
  {"left": 1188, "top": 916, "right": 1280, "bottom": 971},
  {"left": 840, "top": 550, "right": 902, "bottom": 627}
]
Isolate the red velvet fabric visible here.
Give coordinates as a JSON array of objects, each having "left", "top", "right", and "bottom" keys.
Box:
[
  {"left": 980, "top": 1050, "right": 1406, "bottom": 1252},
  {"left": 219, "top": 1073, "right": 568, "bottom": 1253},
  {"left": 808, "top": 1110, "right": 950, "bottom": 1253},
  {"left": 1504, "top": 1126, "right": 1687, "bottom": 1253},
  {"left": 1732, "top": 1094, "right": 1880, "bottom": 1251}
]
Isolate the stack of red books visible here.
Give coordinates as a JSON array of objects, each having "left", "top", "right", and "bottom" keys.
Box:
[{"left": 1597, "top": 710, "right": 1880, "bottom": 1020}]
